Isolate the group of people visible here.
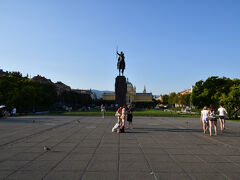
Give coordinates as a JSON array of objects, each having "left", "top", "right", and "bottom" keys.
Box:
[
  {"left": 0, "top": 107, "right": 16, "bottom": 118},
  {"left": 113, "top": 104, "right": 133, "bottom": 133},
  {"left": 201, "top": 104, "right": 228, "bottom": 136}
]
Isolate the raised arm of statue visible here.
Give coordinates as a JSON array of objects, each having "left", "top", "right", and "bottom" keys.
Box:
[{"left": 116, "top": 51, "right": 120, "bottom": 56}]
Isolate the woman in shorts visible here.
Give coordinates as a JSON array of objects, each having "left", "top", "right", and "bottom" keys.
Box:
[
  {"left": 218, "top": 104, "right": 228, "bottom": 133},
  {"left": 209, "top": 104, "right": 217, "bottom": 136},
  {"left": 201, "top": 106, "right": 209, "bottom": 134},
  {"left": 126, "top": 104, "right": 133, "bottom": 129}
]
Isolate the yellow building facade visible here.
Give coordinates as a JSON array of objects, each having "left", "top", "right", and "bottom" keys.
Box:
[{"left": 102, "top": 79, "right": 152, "bottom": 103}]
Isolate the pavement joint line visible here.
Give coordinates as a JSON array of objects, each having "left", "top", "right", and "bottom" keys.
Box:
[
  {"left": 134, "top": 134, "right": 158, "bottom": 180},
  {"left": 2, "top": 118, "right": 83, "bottom": 180},
  {"left": 117, "top": 130, "right": 120, "bottom": 180},
  {"left": 41, "top": 119, "right": 101, "bottom": 180},
  {"left": 1, "top": 116, "right": 239, "bottom": 179},
  {"left": 0, "top": 124, "right": 76, "bottom": 164},
  {"left": 169, "top": 120, "right": 237, "bottom": 179},
  {"left": 0, "top": 125, "right": 38, "bottom": 143},
  {"left": 79, "top": 118, "right": 113, "bottom": 180},
  {"left": 0, "top": 118, "right": 81, "bottom": 149},
  {"left": 175, "top": 122, "right": 240, "bottom": 168},
  {"left": 150, "top": 134, "right": 196, "bottom": 180},
  {"left": 149, "top": 119, "right": 196, "bottom": 180}
]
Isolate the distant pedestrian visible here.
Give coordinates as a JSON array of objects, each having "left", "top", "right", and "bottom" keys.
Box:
[
  {"left": 126, "top": 104, "right": 133, "bottom": 129},
  {"left": 201, "top": 106, "right": 209, "bottom": 134},
  {"left": 209, "top": 104, "right": 217, "bottom": 136},
  {"left": 12, "top": 108, "right": 16, "bottom": 116},
  {"left": 100, "top": 104, "right": 106, "bottom": 118},
  {"left": 218, "top": 104, "right": 228, "bottom": 133}
]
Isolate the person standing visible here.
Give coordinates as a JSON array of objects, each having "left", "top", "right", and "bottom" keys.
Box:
[
  {"left": 120, "top": 105, "right": 126, "bottom": 132},
  {"left": 201, "top": 106, "right": 209, "bottom": 134},
  {"left": 126, "top": 104, "right": 133, "bottom": 129},
  {"left": 116, "top": 106, "right": 122, "bottom": 125},
  {"left": 100, "top": 104, "right": 106, "bottom": 118},
  {"left": 218, "top": 104, "right": 228, "bottom": 133},
  {"left": 12, "top": 108, "right": 16, "bottom": 116},
  {"left": 209, "top": 105, "right": 217, "bottom": 136}
]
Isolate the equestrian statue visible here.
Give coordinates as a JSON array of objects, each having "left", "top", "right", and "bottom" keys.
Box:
[{"left": 117, "top": 51, "right": 125, "bottom": 76}]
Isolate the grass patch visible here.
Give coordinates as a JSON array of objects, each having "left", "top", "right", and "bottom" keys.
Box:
[{"left": 57, "top": 109, "right": 200, "bottom": 117}]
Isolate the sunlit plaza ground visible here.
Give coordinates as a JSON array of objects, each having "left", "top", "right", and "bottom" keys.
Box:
[{"left": 0, "top": 116, "right": 240, "bottom": 180}]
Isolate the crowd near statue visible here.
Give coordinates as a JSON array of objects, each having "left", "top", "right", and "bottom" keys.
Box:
[
  {"left": 112, "top": 104, "right": 134, "bottom": 133},
  {"left": 117, "top": 51, "right": 125, "bottom": 76}
]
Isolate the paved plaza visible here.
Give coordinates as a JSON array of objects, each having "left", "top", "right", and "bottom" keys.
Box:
[{"left": 0, "top": 115, "right": 240, "bottom": 180}]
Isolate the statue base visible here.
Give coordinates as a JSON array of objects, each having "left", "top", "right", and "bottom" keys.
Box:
[{"left": 115, "top": 76, "right": 127, "bottom": 106}]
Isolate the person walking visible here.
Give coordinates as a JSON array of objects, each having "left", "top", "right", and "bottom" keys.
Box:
[
  {"left": 126, "top": 104, "right": 133, "bottom": 129},
  {"left": 218, "top": 104, "right": 228, "bottom": 133},
  {"left": 201, "top": 106, "right": 209, "bottom": 134},
  {"left": 100, "top": 104, "right": 106, "bottom": 118},
  {"left": 12, "top": 108, "right": 16, "bottom": 116},
  {"left": 209, "top": 104, "right": 217, "bottom": 136}
]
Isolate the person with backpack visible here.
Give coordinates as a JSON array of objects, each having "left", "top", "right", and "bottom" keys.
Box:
[{"left": 209, "top": 104, "right": 217, "bottom": 136}]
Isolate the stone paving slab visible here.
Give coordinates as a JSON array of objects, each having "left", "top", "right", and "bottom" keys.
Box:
[{"left": 0, "top": 115, "right": 240, "bottom": 180}]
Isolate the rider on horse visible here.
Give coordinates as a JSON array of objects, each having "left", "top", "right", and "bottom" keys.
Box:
[{"left": 117, "top": 51, "right": 125, "bottom": 76}]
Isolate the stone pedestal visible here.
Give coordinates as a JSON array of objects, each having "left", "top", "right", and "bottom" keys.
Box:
[{"left": 115, "top": 76, "right": 127, "bottom": 106}]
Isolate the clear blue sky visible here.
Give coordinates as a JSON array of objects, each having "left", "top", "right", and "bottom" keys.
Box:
[{"left": 1, "top": 0, "right": 240, "bottom": 95}]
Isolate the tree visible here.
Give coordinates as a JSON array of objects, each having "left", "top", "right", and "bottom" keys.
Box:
[
  {"left": 191, "top": 76, "right": 240, "bottom": 119},
  {"left": 161, "top": 95, "right": 169, "bottom": 105},
  {"left": 168, "top": 92, "right": 178, "bottom": 107}
]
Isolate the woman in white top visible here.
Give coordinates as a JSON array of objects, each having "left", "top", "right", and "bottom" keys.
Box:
[
  {"left": 218, "top": 104, "right": 228, "bottom": 133},
  {"left": 100, "top": 104, "right": 106, "bottom": 118},
  {"left": 201, "top": 106, "right": 209, "bottom": 134}
]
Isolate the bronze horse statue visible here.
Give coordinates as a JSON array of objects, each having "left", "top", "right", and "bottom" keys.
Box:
[{"left": 117, "top": 51, "right": 125, "bottom": 76}]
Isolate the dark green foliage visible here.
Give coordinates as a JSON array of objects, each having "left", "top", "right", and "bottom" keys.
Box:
[
  {"left": 161, "top": 95, "right": 169, "bottom": 105},
  {"left": 133, "top": 101, "right": 156, "bottom": 109},
  {"left": 58, "top": 90, "right": 92, "bottom": 109},
  {"left": 191, "top": 76, "right": 240, "bottom": 118},
  {"left": 0, "top": 74, "right": 57, "bottom": 112},
  {"left": 0, "top": 73, "right": 92, "bottom": 113}
]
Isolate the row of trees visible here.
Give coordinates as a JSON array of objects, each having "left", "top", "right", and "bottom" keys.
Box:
[
  {"left": 160, "top": 93, "right": 191, "bottom": 107},
  {"left": 0, "top": 73, "right": 92, "bottom": 113},
  {"left": 191, "top": 76, "right": 240, "bottom": 118}
]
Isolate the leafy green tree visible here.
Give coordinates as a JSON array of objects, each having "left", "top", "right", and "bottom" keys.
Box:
[
  {"left": 179, "top": 94, "right": 191, "bottom": 106},
  {"left": 161, "top": 95, "right": 169, "bottom": 105},
  {"left": 191, "top": 76, "right": 233, "bottom": 108},
  {"left": 168, "top": 92, "right": 178, "bottom": 107},
  {"left": 219, "top": 84, "right": 240, "bottom": 118}
]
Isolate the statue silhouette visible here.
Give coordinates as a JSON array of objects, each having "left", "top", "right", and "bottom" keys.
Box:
[{"left": 117, "top": 51, "right": 125, "bottom": 76}]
